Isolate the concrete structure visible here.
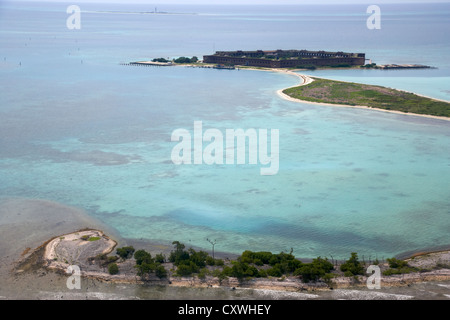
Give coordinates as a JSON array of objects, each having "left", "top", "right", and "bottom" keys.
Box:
[{"left": 203, "top": 49, "right": 366, "bottom": 68}]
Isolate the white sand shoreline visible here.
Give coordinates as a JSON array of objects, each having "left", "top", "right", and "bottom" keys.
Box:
[
  {"left": 202, "top": 64, "right": 450, "bottom": 122},
  {"left": 36, "top": 230, "right": 450, "bottom": 289},
  {"left": 272, "top": 69, "right": 450, "bottom": 122}
]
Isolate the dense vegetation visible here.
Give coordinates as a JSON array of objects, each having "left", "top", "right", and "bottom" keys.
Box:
[
  {"left": 382, "top": 257, "right": 418, "bottom": 276},
  {"left": 108, "top": 263, "right": 119, "bottom": 275},
  {"left": 134, "top": 249, "right": 168, "bottom": 279},
  {"left": 339, "top": 252, "right": 365, "bottom": 277},
  {"left": 360, "top": 63, "right": 377, "bottom": 68},
  {"left": 151, "top": 56, "right": 199, "bottom": 64},
  {"left": 172, "top": 56, "right": 199, "bottom": 64},
  {"left": 109, "top": 242, "right": 425, "bottom": 284},
  {"left": 151, "top": 57, "right": 169, "bottom": 63},
  {"left": 116, "top": 246, "right": 135, "bottom": 260},
  {"left": 112, "top": 242, "right": 337, "bottom": 283},
  {"left": 283, "top": 78, "right": 450, "bottom": 117}
]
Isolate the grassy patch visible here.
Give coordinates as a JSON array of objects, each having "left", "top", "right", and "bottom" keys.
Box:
[{"left": 283, "top": 78, "right": 450, "bottom": 117}]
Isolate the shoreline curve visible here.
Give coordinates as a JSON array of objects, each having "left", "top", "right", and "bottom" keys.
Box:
[{"left": 274, "top": 70, "right": 450, "bottom": 122}]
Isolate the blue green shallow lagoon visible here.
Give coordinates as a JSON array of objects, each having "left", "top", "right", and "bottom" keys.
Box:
[{"left": 1, "top": 2, "right": 450, "bottom": 261}]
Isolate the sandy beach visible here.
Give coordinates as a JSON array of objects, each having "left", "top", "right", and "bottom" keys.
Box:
[
  {"left": 0, "top": 197, "right": 449, "bottom": 300},
  {"left": 273, "top": 69, "right": 450, "bottom": 122},
  {"left": 171, "top": 62, "right": 450, "bottom": 121},
  {"left": 5, "top": 221, "right": 450, "bottom": 300}
]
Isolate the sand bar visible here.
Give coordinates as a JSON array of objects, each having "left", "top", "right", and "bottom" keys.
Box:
[{"left": 274, "top": 70, "right": 450, "bottom": 122}]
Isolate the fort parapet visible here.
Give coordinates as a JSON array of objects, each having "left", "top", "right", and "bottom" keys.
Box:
[{"left": 203, "top": 49, "right": 366, "bottom": 68}]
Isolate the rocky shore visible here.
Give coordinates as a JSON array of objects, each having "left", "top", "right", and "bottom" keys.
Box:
[{"left": 12, "top": 229, "right": 450, "bottom": 298}]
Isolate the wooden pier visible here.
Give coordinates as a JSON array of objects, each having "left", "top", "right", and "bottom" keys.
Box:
[{"left": 121, "top": 61, "right": 174, "bottom": 67}]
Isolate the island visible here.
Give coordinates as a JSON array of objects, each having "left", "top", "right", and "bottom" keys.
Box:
[
  {"left": 14, "top": 229, "right": 450, "bottom": 293},
  {"left": 123, "top": 48, "right": 448, "bottom": 119},
  {"left": 280, "top": 75, "right": 450, "bottom": 119}
]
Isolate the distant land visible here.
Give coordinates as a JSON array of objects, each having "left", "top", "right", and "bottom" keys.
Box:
[
  {"left": 283, "top": 77, "right": 450, "bottom": 118},
  {"left": 83, "top": 10, "right": 197, "bottom": 15},
  {"left": 123, "top": 49, "right": 446, "bottom": 118}
]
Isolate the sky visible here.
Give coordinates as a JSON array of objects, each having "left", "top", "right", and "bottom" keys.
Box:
[{"left": 14, "top": 0, "right": 450, "bottom": 4}]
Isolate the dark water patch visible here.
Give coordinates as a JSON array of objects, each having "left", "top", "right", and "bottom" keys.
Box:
[
  {"left": 255, "top": 220, "right": 409, "bottom": 253},
  {"left": 150, "top": 171, "right": 178, "bottom": 179},
  {"left": 413, "top": 172, "right": 427, "bottom": 177},
  {"left": 65, "top": 150, "right": 142, "bottom": 166},
  {"left": 79, "top": 128, "right": 169, "bottom": 145},
  {"left": 0, "top": 141, "right": 142, "bottom": 166},
  {"left": 293, "top": 128, "right": 310, "bottom": 135},
  {"left": 165, "top": 208, "right": 262, "bottom": 234}
]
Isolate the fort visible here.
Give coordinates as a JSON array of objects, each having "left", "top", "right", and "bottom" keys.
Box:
[{"left": 203, "top": 49, "right": 366, "bottom": 68}]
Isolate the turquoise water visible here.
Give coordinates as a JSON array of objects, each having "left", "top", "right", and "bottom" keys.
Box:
[{"left": 1, "top": 2, "right": 450, "bottom": 259}]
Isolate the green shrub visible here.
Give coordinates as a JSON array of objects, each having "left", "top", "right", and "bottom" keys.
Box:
[
  {"left": 254, "top": 259, "right": 263, "bottom": 266},
  {"left": 173, "top": 56, "right": 198, "bottom": 64},
  {"left": 266, "top": 266, "right": 283, "bottom": 277},
  {"left": 135, "top": 261, "right": 157, "bottom": 277},
  {"left": 155, "top": 253, "right": 166, "bottom": 264},
  {"left": 116, "top": 246, "right": 135, "bottom": 260},
  {"left": 169, "top": 241, "right": 190, "bottom": 264},
  {"left": 214, "top": 259, "right": 224, "bottom": 266},
  {"left": 152, "top": 57, "right": 169, "bottom": 63},
  {"left": 386, "top": 258, "right": 408, "bottom": 269},
  {"left": 294, "top": 257, "right": 334, "bottom": 283},
  {"left": 383, "top": 258, "right": 417, "bottom": 275},
  {"left": 198, "top": 268, "right": 209, "bottom": 280},
  {"left": 176, "top": 262, "right": 199, "bottom": 276},
  {"left": 340, "top": 252, "right": 364, "bottom": 276},
  {"left": 155, "top": 265, "right": 167, "bottom": 279},
  {"left": 108, "top": 263, "right": 119, "bottom": 275},
  {"left": 134, "top": 249, "right": 153, "bottom": 265},
  {"left": 206, "top": 256, "right": 215, "bottom": 266}
]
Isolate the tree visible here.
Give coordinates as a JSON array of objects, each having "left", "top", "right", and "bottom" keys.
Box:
[
  {"left": 155, "top": 253, "right": 166, "bottom": 263},
  {"left": 134, "top": 249, "right": 153, "bottom": 265},
  {"left": 135, "top": 261, "right": 156, "bottom": 277},
  {"left": 294, "top": 257, "right": 334, "bottom": 282},
  {"left": 340, "top": 252, "right": 364, "bottom": 276},
  {"left": 173, "top": 56, "right": 198, "bottom": 64},
  {"left": 108, "top": 263, "right": 119, "bottom": 275},
  {"left": 294, "top": 264, "right": 320, "bottom": 282},
  {"left": 155, "top": 265, "right": 167, "bottom": 279},
  {"left": 266, "top": 265, "right": 283, "bottom": 277},
  {"left": 152, "top": 57, "right": 169, "bottom": 63},
  {"left": 387, "top": 257, "right": 408, "bottom": 269},
  {"left": 176, "top": 261, "right": 198, "bottom": 276},
  {"left": 116, "top": 246, "right": 135, "bottom": 260},
  {"left": 169, "top": 241, "right": 190, "bottom": 264},
  {"left": 188, "top": 248, "right": 208, "bottom": 268}
]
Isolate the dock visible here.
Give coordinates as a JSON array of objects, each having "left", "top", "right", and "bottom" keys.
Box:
[
  {"left": 378, "top": 64, "right": 433, "bottom": 70},
  {"left": 121, "top": 61, "right": 174, "bottom": 67},
  {"left": 121, "top": 61, "right": 239, "bottom": 70}
]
